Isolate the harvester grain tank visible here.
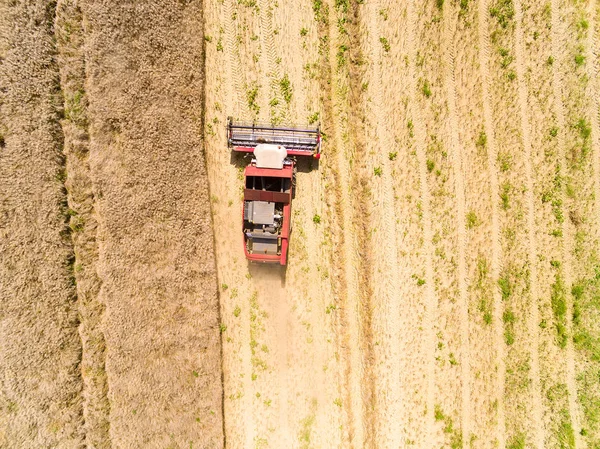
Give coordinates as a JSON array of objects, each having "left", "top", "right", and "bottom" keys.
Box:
[{"left": 227, "top": 118, "right": 321, "bottom": 265}]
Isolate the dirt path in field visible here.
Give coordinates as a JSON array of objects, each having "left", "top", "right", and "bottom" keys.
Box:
[
  {"left": 513, "top": 2, "right": 545, "bottom": 447},
  {"left": 477, "top": 0, "right": 506, "bottom": 446}
]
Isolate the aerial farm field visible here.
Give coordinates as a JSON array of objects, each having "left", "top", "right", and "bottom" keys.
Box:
[{"left": 1, "top": 0, "right": 599, "bottom": 448}]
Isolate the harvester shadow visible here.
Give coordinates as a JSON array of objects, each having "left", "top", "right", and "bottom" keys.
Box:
[
  {"left": 293, "top": 156, "right": 319, "bottom": 173},
  {"left": 229, "top": 151, "right": 250, "bottom": 170},
  {"left": 247, "top": 263, "right": 287, "bottom": 287}
]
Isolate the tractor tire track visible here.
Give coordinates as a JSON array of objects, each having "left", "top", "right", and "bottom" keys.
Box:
[
  {"left": 513, "top": 1, "right": 545, "bottom": 447},
  {"left": 442, "top": 4, "right": 471, "bottom": 442},
  {"left": 477, "top": 0, "right": 506, "bottom": 446},
  {"left": 258, "top": 0, "right": 283, "bottom": 120},
  {"left": 550, "top": 0, "right": 581, "bottom": 444},
  {"left": 224, "top": 0, "right": 248, "bottom": 117},
  {"left": 407, "top": 0, "right": 436, "bottom": 442},
  {"left": 364, "top": 0, "right": 403, "bottom": 445}
]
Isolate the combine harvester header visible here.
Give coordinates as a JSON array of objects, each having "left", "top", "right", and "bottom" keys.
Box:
[
  {"left": 227, "top": 117, "right": 321, "bottom": 159},
  {"left": 227, "top": 118, "right": 321, "bottom": 265}
]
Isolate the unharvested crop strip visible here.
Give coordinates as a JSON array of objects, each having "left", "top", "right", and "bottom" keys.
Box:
[
  {"left": 406, "top": 0, "right": 436, "bottom": 441},
  {"left": 442, "top": 3, "right": 471, "bottom": 442},
  {"left": 0, "top": 0, "right": 84, "bottom": 445},
  {"left": 550, "top": 0, "right": 581, "bottom": 443},
  {"left": 477, "top": 0, "right": 506, "bottom": 445},
  {"left": 513, "top": 1, "right": 544, "bottom": 447}
]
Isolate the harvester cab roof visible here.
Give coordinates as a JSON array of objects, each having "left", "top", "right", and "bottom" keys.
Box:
[{"left": 227, "top": 118, "right": 321, "bottom": 266}]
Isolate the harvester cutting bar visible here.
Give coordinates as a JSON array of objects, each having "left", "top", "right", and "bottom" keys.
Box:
[{"left": 227, "top": 118, "right": 321, "bottom": 158}]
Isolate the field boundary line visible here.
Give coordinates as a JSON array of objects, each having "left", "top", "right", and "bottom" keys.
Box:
[
  {"left": 407, "top": 0, "right": 436, "bottom": 442},
  {"left": 442, "top": 3, "right": 471, "bottom": 442},
  {"left": 551, "top": 0, "right": 581, "bottom": 445},
  {"left": 513, "top": 1, "right": 545, "bottom": 447},
  {"left": 477, "top": 0, "right": 506, "bottom": 446}
]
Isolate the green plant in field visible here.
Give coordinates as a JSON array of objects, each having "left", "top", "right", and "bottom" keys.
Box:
[
  {"left": 436, "top": 0, "right": 444, "bottom": 10},
  {"left": 497, "top": 152, "right": 512, "bottom": 171},
  {"left": 279, "top": 74, "right": 292, "bottom": 104},
  {"left": 388, "top": 151, "right": 397, "bottom": 161},
  {"left": 216, "top": 38, "right": 223, "bottom": 52},
  {"left": 300, "top": 27, "right": 308, "bottom": 36},
  {"left": 503, "top": 309, "right": 515, "bottom": 345},
  {"left": 499, "top": 48, "right": 513, "bottom": 68},
  {"left": 333, "top": 398, "right": 342, "bottom": 407},
  {"left": 434, "top": 404, "right": 445, "bottom": 421},
  {"left": 307, "top": 111, "right": 319, "bottom": 124},
  {"left": 426, "top": 159, "right": 435, "bottom": 173},
  {"left": 247, "top": 83, "right": 260, "bottom": 115},
  {"left": 507, "top": 432, "right": 526, "bottom": 449},
  {"left": 233, "top": 305, "right": 241, "bottom": 317},
  {"left": 221, "top": 283, "right": 228, "bottom": 291},
  {"left": 550, "top": 126, "right": 559, "bottom": 137},
  {"left": 575, "top": 118, "right": 592, "bottom": 140},
  {"left": 379, "top": 37, "right": 390, "bottom": 52},
  {"left": 219, "top": 323, "right": 227, "bottom": 333},
  {"left": 379, "top": 9, "right": 388, "bottom": 20},
  {"left": 480, "top": 300, "right": 492, "bottom": 324},
  {"left": 476, "top": 131, "right": 487, "bottom": 149},
  {"left": 374, "top": 166, "right": 382, "bottom": 176},
  {"left": 466, "top": 211, "right": 480, "bottom": 229},
  {"left": 499, "top": 182, "right": 511, "bottom": 210},
  {"left": 489, "top": 0, "right": 514, "bottom": 28},
  {"left": 312, "top": 214, "right": 321, "bottom": 224},
  {"left": 449, "top": 352, "right": 458, "bottom": 365},
  {"left": 551, "top": 272, "right": 568, "bottom": 348},
  {"left": 498, "top": 272, "right": 511, "bottom": 300},
  {"left": 337, "top": 44, "right": 348, "bottom": 67},
  {"left": 422, "top": 79, "right": 432, "bottom": 98}
]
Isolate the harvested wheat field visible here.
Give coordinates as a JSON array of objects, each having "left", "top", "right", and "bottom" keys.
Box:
[{"left": 1, "top": 0, "right": 600, "bottom": 448}]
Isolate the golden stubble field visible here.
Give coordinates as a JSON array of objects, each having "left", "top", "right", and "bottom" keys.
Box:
[{"left": 1, "top": 0, "right": 600, "bottom": 448}]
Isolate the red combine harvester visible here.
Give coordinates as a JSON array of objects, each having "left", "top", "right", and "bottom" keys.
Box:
[{"left": 227, "top": 118, "right": 321, "bottom": 265}]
